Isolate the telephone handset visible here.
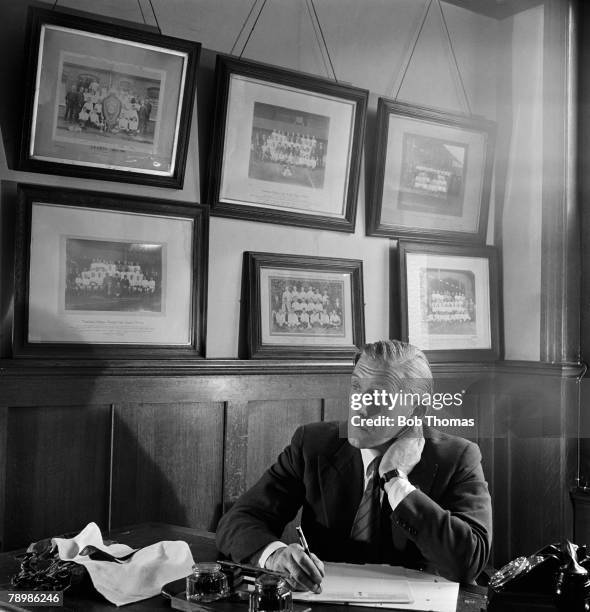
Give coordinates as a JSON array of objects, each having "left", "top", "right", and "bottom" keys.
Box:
[{"left": 488, "top": 540, "right": 590, "bottom": 611}]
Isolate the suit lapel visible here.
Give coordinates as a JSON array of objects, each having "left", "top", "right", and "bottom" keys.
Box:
[{"left": 318, "top": 439, "right": 364, "bottom": 532}]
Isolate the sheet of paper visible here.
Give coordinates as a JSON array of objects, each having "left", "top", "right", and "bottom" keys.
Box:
[{"left": 293, "top": 562, "right": 459, "bottom": 612}]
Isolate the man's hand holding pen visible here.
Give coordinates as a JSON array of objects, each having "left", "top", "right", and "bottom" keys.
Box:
[{"left": 265, "top": 527, "right": 324, "bottom": 593}]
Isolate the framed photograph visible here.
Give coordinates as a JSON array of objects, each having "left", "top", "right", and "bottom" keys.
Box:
[
  {"left": 18, "top": 7, "right": 200, "bottom": 188},
  {"left": 209, "top": 56, "right": 368, "bottom": 232},
  {"left": 368, "top": 99, "right": 496, "bottom": 243},
  {"left": 245, "top": 252, "right": 365, "bottom": 359},
  {"left": 13, "top": 185, "right": 208, "bottom": 358},
  {"left": 397, "top": 241, "right": 501, "bottom": 362}
]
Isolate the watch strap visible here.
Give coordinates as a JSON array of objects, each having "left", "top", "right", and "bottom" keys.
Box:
[{"left": 379, "top": 468, "right": 404, "bottom": 489}]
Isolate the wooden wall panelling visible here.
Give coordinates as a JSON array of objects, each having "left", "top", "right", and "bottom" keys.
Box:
[
  {"left": 0, "top": 364, "right": 580, "bottom": 564},
  {"left": 579, "top": 379, "right": 590, "bottom": 534},
  {"left": 0, "top": 406, "right": 6, "bottom": 551},
  {"left": 492, "top": 416, "right": 511, "bottom": 566},
  {"left": 223, "top": 399, "right": 322, "bottom": 503},
  {"left": 110, "top": 402, "right": 224, "bottom": 533},
  {"left": 223, "top": 399, "right": 322, "bottom": 543},
  {"left": 510, "top": 434, "right": 565, "bottom": 555},
  {"left": 572, "top": 490, "right": 590, "bottom": 545},
  {"left": 500, "top": 372, "right": 578, "bottom": 562},
  {"left": 475, "top": 389, "right": 503, "bottom": 568},
  {"left": 562, "top": 375, "right": 580, "bottom": 542},
  {"left": 409, "top": 372, "right": 490, "bottom": 444},
  {"left": 222, "top": 401, "right": 249, "bottom": 513},
  {"left": 4, "top": 404, "right": 111, "bottom": 550},
  {"left": 323, "top": 398, "right": 349, "bottom": 422},
  {"left": 0, "top": 370, "right": 353, "bottom": 408}
]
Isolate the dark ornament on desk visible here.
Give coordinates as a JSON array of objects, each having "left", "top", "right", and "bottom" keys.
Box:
[
  {"left": 555, "top": 540, "right": 590, "bottom": 612},
  {"left": 10, "top": 538, "right": 88, "bottom": 593},
  {"left": 488, "top": 539, "right": 590, "bottom": 611}
]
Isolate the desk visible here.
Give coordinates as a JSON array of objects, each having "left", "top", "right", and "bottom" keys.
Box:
[{"left": 0, "top": 523, "right": 487, "bottom": 612}]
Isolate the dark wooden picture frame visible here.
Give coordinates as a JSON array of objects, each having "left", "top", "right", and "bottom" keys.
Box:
[
  {"left": 245, "top": 252, "right": 365, "bottom": 359},
  {"left": 18, "top": 7, "right": 200, "bottom": 188},
  {"left": 13, "top": 185, "right": 208, "bottom": 358},
  {"left": 209, "top": 55, "right": 368, "bottom": 232},
  {"left": 368, "top": 99, "right": 496, "bottom": 244},
  {"left": 397, "top": 241, "right": 501, "bottom": 362}
]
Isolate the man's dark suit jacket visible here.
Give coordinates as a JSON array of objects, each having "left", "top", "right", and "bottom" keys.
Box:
[{"left": 216, "top": 421, "right": 492, "bottom": 583}]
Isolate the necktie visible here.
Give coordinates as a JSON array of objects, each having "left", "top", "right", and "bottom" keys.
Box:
[{"left": 350, "top": 456, "right": 381, "bottom": 544}]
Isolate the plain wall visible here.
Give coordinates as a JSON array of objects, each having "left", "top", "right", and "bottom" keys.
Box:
[
  {"left": 500, "top": 6, "right": 544, "bottom": 361},
  {"left": 0, "top": 0, "right": 545, "bottom": 359}
]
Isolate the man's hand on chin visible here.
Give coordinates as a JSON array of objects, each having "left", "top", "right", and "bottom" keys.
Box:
[
  {"left": 380, "top": 424, "right": 425, "bottom": 477},
  {"left": 265, "top": 543, "right": 325, "bottom": 593}
]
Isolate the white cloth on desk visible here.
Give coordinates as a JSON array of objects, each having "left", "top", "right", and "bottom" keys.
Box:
[{"left": 52, "top": 522, "right": 194, "bottom": 606}]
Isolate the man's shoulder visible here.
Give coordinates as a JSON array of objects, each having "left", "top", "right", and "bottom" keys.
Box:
[
  {"left": 424, "top": 426, "right": 482, "bottom": 467},
  {"left": 294, "top": 420, "right": 349, "bottom": 455}
]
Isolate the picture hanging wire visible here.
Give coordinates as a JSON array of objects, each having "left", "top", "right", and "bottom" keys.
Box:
[
  {"left": 137, "top": 0, "right": 147, "bottom": 25},
  {"left": 230, "top": 0, "right": 260, "bottom": 56},
  {"left": 239, "top": 0, "right": 269, "bottom": 59},
  {"left": 391, "top": 0, "right": 472, "bottom": 116},
  {"left": 304, "top": 0, "right": 332, "bottom": 80},
  {"left": 436, "top": 0, "right": 472, "bottom": 115},
  {"left": 51, "top": 0, "right": 59, "bottom": 9},
  {"left": 307, "top": 0, "right": 338, "bottom": 82},
  {"left": 391, "top": 0, "right": 432, "bottom": 101},
  {"left": 148, "top": 0, "right": 162, "bottom": 35},
  {"left": 230, "top": 0, "right": 338, "bottom": 82}
]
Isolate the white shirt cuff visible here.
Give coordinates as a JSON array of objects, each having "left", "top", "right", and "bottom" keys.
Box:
[
  {"left": 258, "top": 541, "right": 288, "bottom": 568},
  {"left": 384, "top": 477, "right": 416, "bottom": 510}
]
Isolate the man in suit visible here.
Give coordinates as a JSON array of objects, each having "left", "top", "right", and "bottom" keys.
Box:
[{"left": 216, "top": 340, "right": 492, "bottom": 591}]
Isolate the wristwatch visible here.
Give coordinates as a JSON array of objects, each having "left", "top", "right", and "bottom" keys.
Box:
[{"left": 379, "top": 468, "right": 407, "bottom": 489}]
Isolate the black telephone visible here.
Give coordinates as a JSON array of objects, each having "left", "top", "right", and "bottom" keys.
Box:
[{"left": 487, "top": 540, "right": 590, "bottom": 611}]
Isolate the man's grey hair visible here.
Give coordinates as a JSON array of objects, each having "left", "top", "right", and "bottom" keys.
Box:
[{"left": 357, "top": 339, "right": 433, "bottom": 396}]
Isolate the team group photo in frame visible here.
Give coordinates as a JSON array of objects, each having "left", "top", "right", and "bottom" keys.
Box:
[
  {"left": 395, "top": 241, "right": 501, "bottom": 363},
  {"left": 243, "top": 252, "right": 365, "bottom": 359},
  {"left": 8, "top": 5, "right": 501, "bottom": 363},
  {"left": 367, "top": 98, "right": 496, "bottom": 245},
  {"left": 208, "top": 55, "right": 369, "bottom": 232},
  {"left": 13, "top": 185, "right": 207, "bottom": 359},
  {"left": 19, "top": 7, "right": 200, "bottom": 187}
]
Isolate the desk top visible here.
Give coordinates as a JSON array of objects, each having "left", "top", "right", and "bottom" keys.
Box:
[{"left": 0, "top": 523, "right": 487, "bottom": 612}]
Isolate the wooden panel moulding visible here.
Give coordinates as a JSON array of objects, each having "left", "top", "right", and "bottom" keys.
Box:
[
  {"left": 541, "top": 0, "right": 580, "bottom": 363},
  {"left": 0, "top": 371, "right": 352, "bottom": 408},
  {"left": 323, "top": 398, "right": 350, "bottom": 422},
  {"left": 110, "top": 402, "right": 224, "bottom": 533},
  {"left": 0, "top": 360, "right": 582, "bottom": 410},
  {"left": 0, "top": 406, "right": 7, "bottom": 551},
  {"left": 223, "top": 399, "right": 322, "bottom": 509},
  {"left": 4, "top": 404, "right": 111, "bottom": 550}
]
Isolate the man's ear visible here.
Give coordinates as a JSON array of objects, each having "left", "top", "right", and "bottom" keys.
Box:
[{"left": 412, "top": 403, "right": 427, "bottom": 418}]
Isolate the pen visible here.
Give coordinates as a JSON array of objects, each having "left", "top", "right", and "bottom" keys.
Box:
[
  {"left": 296, "top": 525, "right": 323, "bottom": 595},
  {"left": 296, "top": 525, "right": 312, "bottom": 557},
  {"left": 216, "top": 559, "right": 289, "bottom": 578}
]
